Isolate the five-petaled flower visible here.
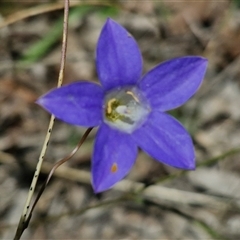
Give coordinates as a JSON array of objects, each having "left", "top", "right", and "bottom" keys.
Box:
[{"left": 37, "top": 18, "right": 208, "bottom": 193}]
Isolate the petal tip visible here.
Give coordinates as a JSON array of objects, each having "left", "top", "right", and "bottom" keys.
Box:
[
  {"left": 182, "top": 55, "right": 208, "bottom": 67},
  {"left": 187, "top": 163, "right": 196, "bottom": 171},
  {"left": 198, "top": 56, "right": 208, "bottom": 65},
  {"left": 104, "top": 17, "right": 116, "bottom": 29},
  {"left": 106, "top": 17, "right": 113, "bottom": 23},
  {"left": 93, "top": 182, "right": 111, "bottom": 194},
  {"left": 169, "top": 157, "right": 195, "bottom": 170},
  {"left": 35, "top": 96, "right": 42, "bottom": 103},
  {"left": 185, "top": 158, "right": 196, "bottom": 170},
  {"left": 173, "top": 159, "right": 195, "bottom": 170},
  {"left": 193, "top": 56, "right": 208, "bottom": 70},
  {"left": 35, "top": 96, "right": 45, "bottom": 107}
]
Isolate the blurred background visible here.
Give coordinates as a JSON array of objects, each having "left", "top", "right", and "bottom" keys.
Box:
[{"left": 1, "top": 0, "right": 240, "bottom": 239}]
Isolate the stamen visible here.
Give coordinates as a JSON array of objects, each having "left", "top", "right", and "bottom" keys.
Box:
[
  {"left": 126, "top": 90, "right": 139, "bottom": 103},
  {"left": 107, "top": 98, "right": 117, "bottom": 114}
]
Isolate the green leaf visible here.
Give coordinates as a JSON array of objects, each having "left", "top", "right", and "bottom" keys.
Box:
[{"left": 20, "top": 6, "right": 92, "bottom": 64}]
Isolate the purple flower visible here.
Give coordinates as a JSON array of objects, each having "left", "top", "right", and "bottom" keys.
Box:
[{"left": 37, "top": 18, "right": 208, "bottom": 193}]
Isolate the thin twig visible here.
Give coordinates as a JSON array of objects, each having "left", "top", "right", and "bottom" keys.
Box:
[
  {"left": 0, "top": 197, "right": 128, "bottom": 231},
  {"left": 57, "top": 0, "right": 69, "bottom": 87},
  {"left": 2, "top": 147, "right": 240, "bottom": 238},
  {"left": 24, "top": 127, "right": 93, "bottom": 232},
  {"left": 13, "top": 1, "right": 70, "bottom": 239},
  {"left": 0, "top": 1, "right": 113, "bottom": 29}
]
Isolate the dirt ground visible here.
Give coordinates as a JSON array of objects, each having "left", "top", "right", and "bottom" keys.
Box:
[{"left": 1, "top": 0, "right": 240, "bottom": 239}]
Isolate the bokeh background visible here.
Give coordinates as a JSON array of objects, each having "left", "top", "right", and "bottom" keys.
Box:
[{"left": 1, "top": 0, "right": 240, "bottom": 239}]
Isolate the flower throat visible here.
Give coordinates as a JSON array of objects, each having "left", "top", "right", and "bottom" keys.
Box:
[{"left": 104, "top": 87, "right": 150, "bottom": 133}]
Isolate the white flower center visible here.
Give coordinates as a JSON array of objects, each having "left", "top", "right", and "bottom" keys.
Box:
[{"left": 103, "top": 87, "right": 150, "bottom": 133}]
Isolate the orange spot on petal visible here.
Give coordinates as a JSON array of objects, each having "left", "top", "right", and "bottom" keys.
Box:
[{"left": 111, "top": 163, "right": 118, "bottom": 173}]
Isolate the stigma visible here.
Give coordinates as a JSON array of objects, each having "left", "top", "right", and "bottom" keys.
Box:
[{"left": 103, "top": 87, "right": 150, "bottom": 133}]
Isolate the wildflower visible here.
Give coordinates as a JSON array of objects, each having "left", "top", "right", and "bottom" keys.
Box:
[{"left": 37, "top": 18, "right": 208, "bottom": 193}]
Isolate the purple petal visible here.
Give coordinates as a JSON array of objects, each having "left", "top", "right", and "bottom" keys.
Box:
[
  {"left": 96, "top": 18, "right": 142, "bottom": 91},
  {"left": 132, "top": 111, "right": 195, "bottom": 169},
  {"left": 92, "top": 124, "right": 137, "bottom": 193},
  {"left": 37, "top": 81, "right": 103, "bottom": 127},
  {"left": 138, "top": 56, "right": 208, "bottom": 111}
]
